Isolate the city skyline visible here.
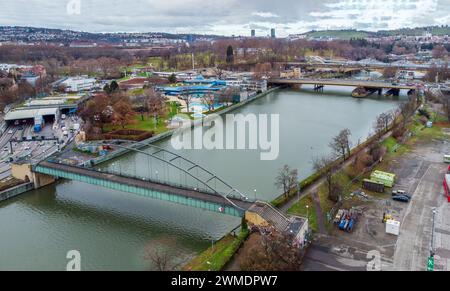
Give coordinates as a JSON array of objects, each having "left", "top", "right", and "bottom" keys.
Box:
[{"left": 0, "top": 0, "right": 448, "bottom": 37}]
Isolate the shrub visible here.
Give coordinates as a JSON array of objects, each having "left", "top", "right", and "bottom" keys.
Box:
[
  {"left": 393, "top": 126, "right": 406, "bottom": 140},
  {"left": 103, "top": 129, "right": 154, "bottom": 141}
]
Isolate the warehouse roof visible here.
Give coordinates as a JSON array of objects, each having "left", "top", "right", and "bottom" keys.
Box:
[{"left": 4, "top": 108, "right": 58, "bottom": 121}]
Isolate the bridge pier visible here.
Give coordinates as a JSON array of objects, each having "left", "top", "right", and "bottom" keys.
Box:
[
  {"left": 385, "top": 88, "right": 400, "bottom": 97},
  {"left": 11, "top": 163, "right": 56, "bottom": 189},
  {"left": 314, "top": 84, "right": 324, "bottom": 92}
]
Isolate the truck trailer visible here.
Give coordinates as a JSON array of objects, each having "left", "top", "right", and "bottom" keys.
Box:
[
  {"left": 363, "top": 179, "right": 385, "bottom": 193},
  {"left": 444, "top": 174, "right": 450, "bottom": 203}
]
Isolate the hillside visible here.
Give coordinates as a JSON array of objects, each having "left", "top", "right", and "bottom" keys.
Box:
[{"left": 303, "top": 26, "right": 450, "bottom": 39}]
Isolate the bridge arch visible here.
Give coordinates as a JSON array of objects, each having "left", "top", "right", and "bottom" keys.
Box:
[{"left": 88, "top": 140, "right": 251, "bottom": 212}]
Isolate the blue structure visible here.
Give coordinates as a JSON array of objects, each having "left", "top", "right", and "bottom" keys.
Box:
[{"left": 157, "top": 75, "right": 227, "bottom": 96}]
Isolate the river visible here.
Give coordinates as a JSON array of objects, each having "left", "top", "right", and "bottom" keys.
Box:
[{"left": 0, "top": 87, "right": 403, "bottom": 270}]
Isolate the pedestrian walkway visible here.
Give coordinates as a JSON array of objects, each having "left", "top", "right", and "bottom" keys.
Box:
[{"left": 312, "top": 191, "right": 327, "bottom": 234}]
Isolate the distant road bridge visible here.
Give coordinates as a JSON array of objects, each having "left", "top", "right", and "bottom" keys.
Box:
[
  {"left": 31, "top": 141, "right": 254, "bottom": 217},
  {"left": 268, "top": 78, "right": 418, "bottom": 90},
  {"left": 276, "top": 62, "right": 433, "bottom": 72}
]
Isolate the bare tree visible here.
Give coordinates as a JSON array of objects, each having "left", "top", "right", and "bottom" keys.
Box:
[
  {"left": 179, "top": 91, "right": 194, "bottom": 113},
  {"left": 201, "top": 93, "right": 216, "bottom": 112},
  {"left": 443, "top": 94, "right": 450, "bottom": 122},
  {"left": 432, "top": 45, "right": 448, "bottom": 59},
  {"left": 213, "top": 67, "right": 225, "bottom": 79},
  {"left": 312, "top": 155, "right": 340, "bottom": 202},
  {"left": 373, "top": 114, "right": 386, "bottom": 140},
  {"left": 144, "top": 237, "right": 188, "bottom": 271},
  {"left": 112, "top": 99, "right": 135, "bottom": 129},
  {"left": 399, "top": 98, "right": 417, "bottom": 128},
  {"left": 274, "top": 165, "right": 299, "bottom": 199},
  {"left": 383, "top": 67, "right": 398, "bottom": 79},
  {"left": 240, "top": 232, "right": 304, "bottom": 271},
  {"left": 147, "top": 90, "right": 168, "bottom": 123},
  {"left": 217, "top": 87, "right": 238, "bottom": 105},
  {"left": 329, "top": 129, "right": 352, "bottom": 161}
]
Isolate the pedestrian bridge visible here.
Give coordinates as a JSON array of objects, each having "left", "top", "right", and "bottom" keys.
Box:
[{"left": 32, "top": 141, "right": 254, "bottom": 217}]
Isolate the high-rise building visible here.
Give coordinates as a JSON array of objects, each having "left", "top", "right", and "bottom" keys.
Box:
[
  {"left": 251, "top": 29, "right": 256, "bottom": 37},
  {"left": 271, "top": 28, "right": 276, "bottom": 38}
]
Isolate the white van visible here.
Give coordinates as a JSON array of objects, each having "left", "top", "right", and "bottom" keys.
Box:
[{"left": 444, "top": 155, "right": 450, "bottom": 164}]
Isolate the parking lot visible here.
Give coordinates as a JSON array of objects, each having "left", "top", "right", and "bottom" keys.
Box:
[
  {"left": 0, "top": 114, "right": 81, "bottom": 181},
  {"left": 302, "top": 137, "right": 450, "bottom": 271}
]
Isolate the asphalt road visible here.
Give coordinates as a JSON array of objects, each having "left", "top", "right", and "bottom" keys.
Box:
[
  {"left": 0, "top": 116, "right": 81, "bottom": 182},
  {"left": 392, "top": 139, "right": 450, "bottom": 271}
]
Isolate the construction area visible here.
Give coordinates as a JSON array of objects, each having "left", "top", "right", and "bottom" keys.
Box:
[{"left": 301, "top": 129, "right": 450, "bottom": 271}]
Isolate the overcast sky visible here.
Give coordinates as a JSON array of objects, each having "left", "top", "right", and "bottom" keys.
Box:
[{"left": 0, "top": 0, "right": 449, "bottom": 36}]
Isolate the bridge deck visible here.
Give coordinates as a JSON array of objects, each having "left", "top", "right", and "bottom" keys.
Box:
[
  {"left": 276, "top": 62, "right": 431, "bottom": 71},
  {"left": 37, "top": 161, "right": 253, "bottom": 211},
  {"left": 269, "top": 78, "right": 416, "bottom": 90}
]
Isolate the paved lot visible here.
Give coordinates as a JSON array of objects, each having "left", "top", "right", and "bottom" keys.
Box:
[{"left": 392, "top": 139, "right": 449, "bottom": 271}]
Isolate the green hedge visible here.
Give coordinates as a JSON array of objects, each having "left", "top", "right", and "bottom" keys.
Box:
[{"left": 183, "top": 229, "right": 249, "bottom": 271}]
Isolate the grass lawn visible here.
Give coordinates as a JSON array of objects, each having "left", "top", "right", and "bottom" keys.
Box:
[
  {"left": 288, "top": 194, "right": 318, "bottom": 232},
  {"left": 182, "top": 229, "right": 249, "bottom": 271},
  {"left": 104, "top": 115, "right": 168, "bottom": 135},
  {"left": 103, "top": 102, "right": 181, "bottom": 135}
]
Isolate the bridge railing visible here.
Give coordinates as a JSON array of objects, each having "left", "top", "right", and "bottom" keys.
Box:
[{"left": 42, "top": 158, "right": 250, "bottom": 204}]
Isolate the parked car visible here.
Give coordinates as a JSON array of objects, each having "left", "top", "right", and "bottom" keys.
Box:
[
  {"left": 393, "top": 195, "right": 411, "bottom": 203},
  {"left": 7, "top": 130, "right": 13, "bottom": 134},
  {"left": 392, "top": 190, "right": 411, "bottom": 199}
]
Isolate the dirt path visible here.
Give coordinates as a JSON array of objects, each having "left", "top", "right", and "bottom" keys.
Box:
[{"left": 312, "top": 191, "right": 327, "bottom": 234}]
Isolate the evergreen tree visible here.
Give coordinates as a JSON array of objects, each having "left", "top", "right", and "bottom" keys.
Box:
[{"left": 226, "top": 45, "right": 234, "bottom": 64}]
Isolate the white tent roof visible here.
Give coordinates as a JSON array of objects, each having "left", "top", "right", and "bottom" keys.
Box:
[{"left": 4, "top": 108, "right": 58, "bottom": 121}]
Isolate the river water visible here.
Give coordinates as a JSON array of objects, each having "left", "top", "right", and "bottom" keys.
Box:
[{"left": 0, "top": 87, "right": 403, "bottom": 270}]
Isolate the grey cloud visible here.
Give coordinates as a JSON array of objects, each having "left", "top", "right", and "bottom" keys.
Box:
[{"left": 0, "top": 0, "right": 448, "bottom": 36}]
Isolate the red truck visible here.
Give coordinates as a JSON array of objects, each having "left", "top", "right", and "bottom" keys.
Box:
[{"left": 444, "top": 167, "right": 450, "bottom": 202}]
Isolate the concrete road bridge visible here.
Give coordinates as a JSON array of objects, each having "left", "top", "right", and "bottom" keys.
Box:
[
  {"left": 276, "top": 62, "right": 433, "bottom": 73},
  {"left": 268, "top": 78, "right": 418, "bottom": 90}
]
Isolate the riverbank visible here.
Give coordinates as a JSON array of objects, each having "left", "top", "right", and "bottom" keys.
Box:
[
  {"left": 85, "top": 87, "right": 281, "bottom": 167},
  {"left": 0, "top": 182, "right": 34, "bottom": 202},
  {"left": 283, "top": 98, "right": 441, "bottom": 235},
  {"left": 301, "top": 114, "right": 449, "bottom": 271},
  {"left": 182, "top": 227, "right": 249, "bottom": 271}
]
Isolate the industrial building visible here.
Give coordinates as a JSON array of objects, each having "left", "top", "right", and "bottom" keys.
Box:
[
  {"left": 4, "top": 107, "right": 58, "bottom": 126},
  {"left": 53, "top": 76, "right": 97, "bottom": 93}
]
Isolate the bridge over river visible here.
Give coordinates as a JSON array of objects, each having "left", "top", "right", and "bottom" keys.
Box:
[
  {"left": 12, "top": 140, "right": 259, "bottom": 217},
  {"left": 268, "top": 78, "right": 418, "bottom": 90}
]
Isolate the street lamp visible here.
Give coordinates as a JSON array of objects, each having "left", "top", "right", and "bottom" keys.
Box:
[
  {"left": 254, "top": 189, "right": 257, "bottom": 201},
  {"left": 155, "top": 170, "right": 159, "bottom": 181},
  {"left": 431, "top": 208, "right": 437, "bottom": 257},
  {"left": 306, "top": 205, "right": 309, "bottom": 220}
]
